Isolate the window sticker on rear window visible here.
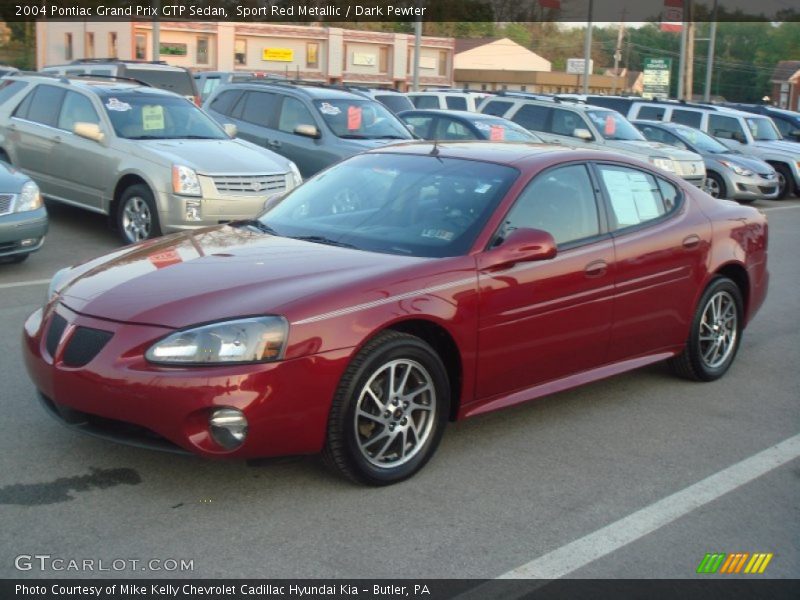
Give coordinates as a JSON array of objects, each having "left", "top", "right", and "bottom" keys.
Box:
[
  {"left": 142, "top": 105, "right": 165, "bottom": 130},
  {"left": 106, "top": 97, "right": 131, "bottom": 111},
  {"left": 347, "top": 105, "right": 362, "bottom": 130},
  {"left": 319, "top": 102, "right": 340, "bottom": 115}
]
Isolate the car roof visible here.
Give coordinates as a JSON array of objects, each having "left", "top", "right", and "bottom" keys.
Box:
[
  {"left": 43, "top": 60, "right": 188, "bottom": 72},
  {"left": 221, "top": 81, "right": 366, "bottom": 100},
  {"left": 8, "top": 74, "right": 178, "bottom": 96},
  {"left": 400, "top": 109, "right": 491, "bottom": 119}
]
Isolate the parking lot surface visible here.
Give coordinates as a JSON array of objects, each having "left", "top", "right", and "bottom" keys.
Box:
[{"left": 0, "top": 198, "right": 798, "bottom": 579}]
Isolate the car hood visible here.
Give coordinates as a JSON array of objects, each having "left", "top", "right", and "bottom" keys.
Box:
[
  {"left": 750, "top": 140, "right": 800, "bottom": 157},
  {"left": 605, "top": 139, "right": 700, "bottom": 160},
  {"left": 708, "top": 153, "right": 774, "bottom": 173},
  {"left": 337, "top": 137, "right": 409, "bottom": 151},
  {"left": 56, "top": 226, "right": 424, "bottom": 329},
  {"left": 131, "top": 138, "right": 291, "bottom": 174}
]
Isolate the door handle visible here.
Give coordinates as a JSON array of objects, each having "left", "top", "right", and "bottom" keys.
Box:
[
  {"left": 267, "top": 139, "right": 281, "bottom": 149},
  {"left": 52, "top": 136, "right": 62, "bottom": 144},
  {"left": 584, "top": 259, "right": 608, "bottom": 278},
  {"left": 682, "top": 234, "right": 700, "bottom": 249}
]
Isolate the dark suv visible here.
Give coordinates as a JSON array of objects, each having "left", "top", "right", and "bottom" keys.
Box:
[
  {"left": 722, "top": 103, "right": 800, "bottom": 143},
  {"left": 203, "top": 81, "right": 413, "bottom": 177}
]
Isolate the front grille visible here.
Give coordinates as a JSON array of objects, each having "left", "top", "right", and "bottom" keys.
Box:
[
  {"left": 212, "top": 174, "right": 287, "bottom": 195},
  {"left": 62, "top": 326, "right": 113, "bottom": 367},
  {"left": 45, "top": 313, "right": 68, "bottom": 357},
  {"left": 759, "top": 186, "right": 777, "bottom": 194},
  {"left": 759, "top": 173, "right": 775, "bottom": 180},
  {"left": 0, "top": 193, "right": 14, "bottom": 216}
]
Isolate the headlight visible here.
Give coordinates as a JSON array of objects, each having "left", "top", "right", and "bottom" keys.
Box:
[
  {"left": 172, "top": 165, "right": 202, "bottom": 197},
  {"left": 288, "top": 161, "right": 303, "bottom": 189},
  {"left": 47, "top": 267, "right": 72, "bottom": 302},
  {"left": 16, "top": 181, "right": 42, "bottom": 212},
  {"left": 145, "top": 316, "right": 288, "bottom": 365},
  {"left": 719, "top": 160, "right": 753, "bottom": 177},
  {"left": 651, "top": 157, "right": 676, "bottom": 172}
]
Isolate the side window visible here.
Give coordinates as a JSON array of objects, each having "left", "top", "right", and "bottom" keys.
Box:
[
  {"left": 637, "top": 125, "right": 666, "bottom": 143},
  {"left": 501, "top": 164, "right": 600, "bottom": 246},
  {"left": 637, "top": 106, "right": 666, "bottom": 121},
  {"left": 445, "top": 95, "right": 467, "bottom": 110},
  {"left": 657, "top": 178, "right": 679, "bottom": 212},
  {"left": 21, "top": 85, "right": 67, "bottom": 127},
  {"left": 708, "top": 114, "right": 746, "bottom": 141},
  {"left": 598, "top": 164, "right": 670, "bottom": 230},
  {"left": 402, "top": 115, "right": 434, "bottom": 138},
  {"left": 550, "top": 108, "right": 583, "bottom": 136},
  {"left": 657, "top": 130, "right": 688, "bottom": 150},
  {"left": 770, "top": 115, "right": 793, "bottom": 137},
  {"left": 238, "top": 91, "right": 277, "bottom": 128},
  {"left": 435, "top": 118, "right": 475, "bottom": 140},
  {"left": 481, "top": 100, "right": 513, "bottom": 117},
  {"left": 209, "top": 89, "right": 242, "bottom": 116},
  {"left": 671, "top": 109, "right": 702, "bottom": 128},
  {"left": 412, "top": 95, "right": 439, "bottom": 109},
  {"left": 277, "top": 96, "right": 316, "bottom": 134},
  {"left": 12, "top": 88, "right": 35, "bottom": 119},
  {"left": 57, "top": 91, "right": 100, "bottom": 131},
  {"left": 511, "top": 104, "right": 550, "bottom": 132},
  {"left": 201, "top": 77, "right": 221, "bottom": 98}
]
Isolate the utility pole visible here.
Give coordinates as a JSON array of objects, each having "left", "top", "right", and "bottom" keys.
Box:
[
  {"left": 151, "top": 0, "right": 160, "bottom": 62},
  {"left": 703, "top": 0, "right": 718, "bottom": 102},
  {"left": 685, "top": 12, "right": 695, "bottom": 101},
  {"left": 677, "top": 3, "right": 687, "bottom": 100},
  {"left": 582, "top": 0, "right": 594, "bottom": 95},
  {"left": 612, "top": 18, "right": 625, "bottom": 95},
  {"left": 412, "top": 19, "right": 421, "bottom": 92}
]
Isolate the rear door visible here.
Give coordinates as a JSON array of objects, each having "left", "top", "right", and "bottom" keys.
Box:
[
  {"left": 272, "top": 94, "right": 334, "bottom": 177},
  {"left": 227, "top": 90, "right": 279, "bottom": 148},
  {"left": 507, "top": 103, "right": 552, "bottom": 138}
]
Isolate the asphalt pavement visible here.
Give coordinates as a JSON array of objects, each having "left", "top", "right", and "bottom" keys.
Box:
[{"left": 0, "top": 198, "right": 797, "bottom": 580}]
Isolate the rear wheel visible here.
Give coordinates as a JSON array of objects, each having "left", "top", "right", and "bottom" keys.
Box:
[
  {"left": 669, "top": 277, "right": 743, "bottom": 381},
  {"left": 116, "top": 184, "right": 161, "bottom": 244},
  {"left": 323, "top": 331, "right": 450, "bottom": 485},
  {"left": 774, "top": 164, "right": 795, "bottom": 200}
]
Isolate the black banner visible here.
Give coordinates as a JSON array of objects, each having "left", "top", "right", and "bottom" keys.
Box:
[
  {"left": 2, "top": 579, "right": 800, "bottom": 600},
  {"left": 0, "top": 0, "right": 798, "bottom": 23}
]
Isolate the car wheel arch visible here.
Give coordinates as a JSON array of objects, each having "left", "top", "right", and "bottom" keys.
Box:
[
  {"left": 111, "top": 173, "right": 154, "bottom": 221},
  {"left": 714, "top": 262, "right": 750, "bottom": 322}
]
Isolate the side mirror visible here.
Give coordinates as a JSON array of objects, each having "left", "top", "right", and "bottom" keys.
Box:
[
  {"left": 573, "top": 128, "right": 593, "bottom": 141},
  {"left": 73, "top": 122, "right": 105, "bottom": 144},
  {"left": 480, "top": 228, "right": 557, "bottom": 271},
  {"left": 294, "top": 124, "right": 321, "bottom": 139},
  {"left": 223, "top": 123, "right": 238, "bottom": 138}
]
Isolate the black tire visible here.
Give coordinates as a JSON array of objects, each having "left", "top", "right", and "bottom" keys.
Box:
[
  {"left": 323, "top": 330, "right": 450, "bottom": 485},
  {"left": 0, "top": 150, "right": 10, "bottom": 165},
  {"left": 774, "top": 164, "right": 795, "bottom": 200},
  {"left": 704, "top": 171, "right": 727, "bottom": 199},
  {"left": 669, "top": 277, "right": 744, "bottom": 382},
  {"left": 2, "top": 253, "right": 29, "bottom": 264},
  {"left": 116, "top": 184, "right": 162, "bottom": 244}
]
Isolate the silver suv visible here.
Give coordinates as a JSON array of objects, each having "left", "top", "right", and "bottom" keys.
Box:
[
  {"left": 0, "top": 75, "right": 301, "bottom": 243},
  {"left": 478, "top": 95, "right": 706, "bottom": 187}
]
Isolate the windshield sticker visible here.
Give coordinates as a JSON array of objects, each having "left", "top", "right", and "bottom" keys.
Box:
[
  {"left": 489, "top": 125, "right": 505, "bottom": 141},
  {"left": 474, "top": 122, "right": 490, "bottom": 131},
  {"left": 142, "top": 105, "right": 165, "bottom": 131},
  {"left": 106, "top": 98, "right": 131, "bottom": 112},
  {"left": 474, "top": 183, "right": 492, "bottom": 194},
  {"left": 319, "top": 102, "right": 341, "bottom": 116},
  {"left": 604, "top": 115, "right": 616, "bottom": 136},
  {"left": 421, "top": 228, "right": 455, "bottom": 241},
  {"left": 347, "top": 105, "right": 362, "bottom": 130}
]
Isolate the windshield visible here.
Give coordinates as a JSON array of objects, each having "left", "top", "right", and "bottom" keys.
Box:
[
  {"left": 587, "top": 110, "right": 645, "bottom": 141},
  {"left": 125, "top": 68, "right": 196, "bottom": 97},
  {"left": 745, "top": 117, "right": 781, "bottom": 141},
  {"left": 314, "top": 99, "right": 413, "bottom": 140},
  {"left": 375, "top": 94, "right": 415, "bottom": 114},
  {"left": 103, "top": 94, "right": 227, "bottom": 140},
  {"left": 262, "top": 153, "right": 518, "bottom": 258},
  {"left": 676, "top": 126, "right": 729, "bottom": 154},
  {"left": 472, "top": 118, "right": 540, "bottom": 142}
]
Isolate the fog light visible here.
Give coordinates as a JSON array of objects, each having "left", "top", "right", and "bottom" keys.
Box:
[
  {"left": 209, "top": 408, "right": 248, "bottom": 450},
  {"left": 20, "top": 238, "right": 38, "bottom": 247},
  {"left": 185, "top": 200, "right": 202, "bottom": 222}
]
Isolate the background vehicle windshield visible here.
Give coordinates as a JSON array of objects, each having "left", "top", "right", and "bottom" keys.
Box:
[
  {"left": 675, "top": 126, "right": 730, "bottom": 153},
  {"left": 745, "top": 117, "right": 781, "bottom": 141},
  {"left": 314, "top": 99, "right": 413, "bottom": 140},
  {"left": 263, "top": 153, "right": 518, "bottom": 258},
  {"left": 103, "top": 94, "right": 227, "bottom": 140},
  {"left": 125, "top": 69, "right": 196, "bottom": 97},
  {"left": 472, "top": 117, "right": 540, "bottom": 141},
  {"left": 587, "top": 110, "right": 645, "bottom": 141}
]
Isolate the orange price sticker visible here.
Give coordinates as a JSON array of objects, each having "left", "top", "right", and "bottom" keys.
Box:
[
  {"left": 347, "top": 106, "right": 362, "bottom": 130},
  {"left": 604, "top": 115, "right": 616, "bottom": 136},
  {"left": 489, "top": 125, "right": 505, "bottom": 141}
]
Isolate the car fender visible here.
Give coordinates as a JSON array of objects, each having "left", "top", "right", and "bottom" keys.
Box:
[{"left": 105, "top": 166, "right": 166, "bottom": 215}]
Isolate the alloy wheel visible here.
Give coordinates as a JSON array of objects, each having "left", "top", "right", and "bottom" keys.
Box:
[
  {"left": 704, "top": 177, "right": 720, "bottom": 198},
  {"left": 698, "top": 290, "right": 738, "bottom": 369},
  {"left": 122, "top": 196, "right": 152, "bottom": 242}
]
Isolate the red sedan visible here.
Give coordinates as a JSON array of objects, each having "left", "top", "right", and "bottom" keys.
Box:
[{"left": 22, "top": 143, "right": 769, "bottom": 485}]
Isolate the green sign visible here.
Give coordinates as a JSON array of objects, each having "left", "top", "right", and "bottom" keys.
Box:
[{"left": 643, "top": 58, "right": 672, "bottom": 99}]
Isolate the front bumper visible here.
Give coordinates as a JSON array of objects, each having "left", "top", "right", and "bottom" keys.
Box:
[
  {"left": 722, "top": 171, "right": 780, "bottom": 201},
  {"left": 22, "top": 302, "right": 351, "bottom": 459},
  {"left": 681, "top": 175, "right": 705, "bottom": 188},
  {"left": 0, "top": 206, "right": 48, "bottom": 257}
]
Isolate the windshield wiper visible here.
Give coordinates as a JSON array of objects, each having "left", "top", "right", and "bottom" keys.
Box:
[
  {"left": 177, "top": 135, "right": 221, "bottom": 140},
  {"left": 290, "top": 235, "right": 357, "bottom": 249},
  {"left": 230, "top": 219, "right": 280, "bottom": 236},
  {"left": 375, "top": 134, "right": 408, "bottom": 139},
  {"left": 338, "top": 134, "right": 368, "bottom": 139},
  {"left": 125, "top": 135, "right": 168, "bottom": 140}
]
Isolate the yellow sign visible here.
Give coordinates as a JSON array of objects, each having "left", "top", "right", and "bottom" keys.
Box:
[{"left": 263, "top": 48, "right": 294, "bottom": 62}]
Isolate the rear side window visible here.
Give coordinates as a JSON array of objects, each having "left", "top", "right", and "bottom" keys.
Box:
[
  {"left": 402, "top": 115, "right": 434, "bottom": 138},
  {"left": 237, "top": 91, "right": 277, "bottom": 127},
  {"left": 637, "top": 106, "right": 666, "bottom": 121},
  {"left": 0, "top": 80, "right": 28, "bottom": 106},
  {"left": 511, "top": 104, "right": 550, "bottom": 132},
  {"left": 411, "top": 95, "right": 439, "bottom": 109},
  {"left": 671, "top": 109, "right": 702, "bottom": 128},
  {"left": 18, "top": 85, "right": 66, "bottom": 127},
  {"left": 125, "top": 68, "right": 196, "bottom": 96},
  {"left": 481, "top": 100, "right": 513, "bottom": 117},
  {"left": 57, "top": 91, "right": 100, "bottom": 131},
  {"left": 597, "top": 164, "right": 669, "bottom": 230},
  {"left": 445, "top": 96, "right": 468, "bottom": 110},
  {"left": 435, "top": 118, "right": 476, "bottom": 140},
  {"left": 375, "top": 94, "right": 413, "bottom": 113},
  {"left": 208, "top": 89, "right": 242, "bottom": 116}
]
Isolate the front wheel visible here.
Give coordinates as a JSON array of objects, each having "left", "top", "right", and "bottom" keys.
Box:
[
  {"left": 774, "top": 164, "right": 795, "bottom": 200},
  {"left": 704, "top": 171, "right": 726, "bottom": 199},
  {"left": 116, "top": 184, "right": 161, "bottom": 244},
  {"left": 323, "top": 331, "right": 450, "bottom": 485},
  {"left": 669, "top": 277, "right": 743, "bottom": 381}
]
